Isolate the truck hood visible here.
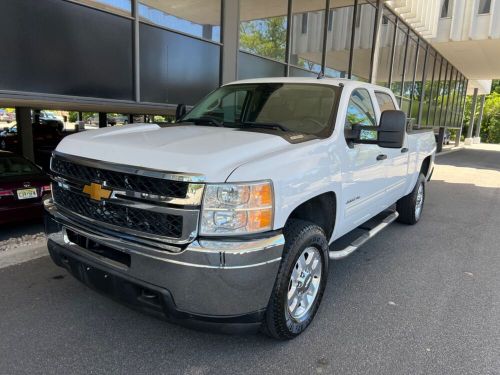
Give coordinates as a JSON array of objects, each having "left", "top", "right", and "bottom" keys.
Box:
[{"left": 55, "top": 124, "right": 291, "bottom": 182}]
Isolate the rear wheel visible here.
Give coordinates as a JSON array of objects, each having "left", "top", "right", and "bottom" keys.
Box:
[
  {"left": 396, "top": 173, "right": 426, "bottom": 225},
  {"left": 263, "top": 219, "right": 329, "bottom": 340}
]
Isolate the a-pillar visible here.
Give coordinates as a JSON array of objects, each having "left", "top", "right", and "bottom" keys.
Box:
[
  {"left": 15, "top": 107, "right": 34, "bottom": 162},
  {"left": 465, "top": 87, "right": 478, "bottom": 145},
  {"left": 473, "top": 95, "right": 485, "bottom": 144}
]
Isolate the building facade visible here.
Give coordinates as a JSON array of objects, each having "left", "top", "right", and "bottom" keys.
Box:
[{"left": 0, "top": 0, "right": 469, "bottom": 137}]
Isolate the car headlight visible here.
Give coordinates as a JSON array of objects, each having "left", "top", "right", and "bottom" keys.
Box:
[{"left": 200, "top": 181, "right": 274, "bottom": 236}]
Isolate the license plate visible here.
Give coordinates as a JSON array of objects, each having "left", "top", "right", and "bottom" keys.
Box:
[{"left": 17, "top": 188, "right": 38, "bottom": 200}]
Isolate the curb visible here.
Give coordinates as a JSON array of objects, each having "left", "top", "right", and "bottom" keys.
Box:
[
  {"left": 436, "top": 146, "right": 465, "bottom": 157},
  {"left": 0, "top": 244, "right": 48, "bottom": 270}
]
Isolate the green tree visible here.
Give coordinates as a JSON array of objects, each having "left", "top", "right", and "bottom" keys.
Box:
[
  {"left": 462, "top": 80, "right": 500, "bottom": 144},
  {"left": 240, "top": 17, "right": 287, "bottom": 61}
]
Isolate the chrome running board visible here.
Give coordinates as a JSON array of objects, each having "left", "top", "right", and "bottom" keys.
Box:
[{"left": 329, "top": 210, "right": 399, "bottom": 260}]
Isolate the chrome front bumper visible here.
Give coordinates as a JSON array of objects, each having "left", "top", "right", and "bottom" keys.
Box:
[{"left": 45, "top": 201, "right": 284, "bottom": 317}]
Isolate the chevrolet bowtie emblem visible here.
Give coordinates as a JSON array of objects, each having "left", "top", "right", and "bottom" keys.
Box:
[{"left": 83, "top": 182, "right": 112, "bottom": 201}]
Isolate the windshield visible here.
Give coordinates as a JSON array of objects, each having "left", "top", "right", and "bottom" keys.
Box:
[
  {"left": 182, "top": 83, "right": 339, "bottom": 137},
  {"left": 0, "top": 156, "right": 41, "bottom": 177}
]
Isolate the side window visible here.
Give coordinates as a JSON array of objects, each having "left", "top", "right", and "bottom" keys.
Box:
[
  {"left": 375, "top": 92, "right": 397, "bottom": 112},
  {"left": 345, "top": 88, "right": 377, "bottom": 141}
]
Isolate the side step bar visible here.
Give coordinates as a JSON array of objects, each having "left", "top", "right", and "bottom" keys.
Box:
[{"left": 329, "top": 211, "right": 399, "bottom": 260}]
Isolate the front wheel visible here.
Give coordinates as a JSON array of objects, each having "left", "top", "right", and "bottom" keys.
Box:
[
  {"left": 396, "top": 173, "right": 426, "bottom": 225},
  {"left": 263, "top": 219, "right": 329, "bottom": 340}
]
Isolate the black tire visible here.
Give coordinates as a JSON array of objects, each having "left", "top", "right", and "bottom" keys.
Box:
[
  {"left": 396, "top": 173, "right": 426, "bottom": 225},
  {"left": 263, "top": 219, "right": 329, "bottom": 340}
]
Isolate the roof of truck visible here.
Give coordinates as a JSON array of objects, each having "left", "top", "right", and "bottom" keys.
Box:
[{"left": 224, "top": 77, "right": 390, "bottom": 91}]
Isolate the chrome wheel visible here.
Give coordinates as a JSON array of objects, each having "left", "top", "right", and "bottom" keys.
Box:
[
  {"left": 415, "top": 182, "right": 424, "bottom": 219},
  {"left": 287, "top": 246, "right": 322, "bottom": 322}
]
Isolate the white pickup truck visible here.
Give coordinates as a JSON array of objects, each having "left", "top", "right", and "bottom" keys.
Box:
[{"left": 44, "top": 78, "right": 436, "bottom": 339}]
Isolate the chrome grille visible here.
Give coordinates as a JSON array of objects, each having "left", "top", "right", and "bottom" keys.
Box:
[
  {"left": 51, "top": 156, "right": 189, "bottom": 198},
  {"left": 53, "top": 185, "right": 184, "bottom": 238},
  {"left": 49, "top": 153, "right": 203, "bottom": 247}
]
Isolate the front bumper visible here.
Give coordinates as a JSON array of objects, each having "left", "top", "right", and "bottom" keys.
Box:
[{"left": 44, "top": 201, "right": 284, "bottom": 327}]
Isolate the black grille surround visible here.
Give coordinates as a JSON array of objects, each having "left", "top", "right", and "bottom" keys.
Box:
[
  {"left": 51, "top": 156, "right": 189, "bottom": 198},
  {"left": 52, "top": 185, "right": 183, "bottom": 239}
]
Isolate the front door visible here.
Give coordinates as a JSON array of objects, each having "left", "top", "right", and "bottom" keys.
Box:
[{"left": 340, "top": 88, "right": 390, "bottom": 234}]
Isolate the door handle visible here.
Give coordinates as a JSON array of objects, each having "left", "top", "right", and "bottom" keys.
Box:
[
  {"left": 401, "top": 147, "right": 409, "bottom": 153},
  {"left": 376, "top": 154, "right": 387, "bottom": 161}
]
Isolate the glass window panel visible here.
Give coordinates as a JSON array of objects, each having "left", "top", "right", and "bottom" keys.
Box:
[
  {"left": 422, "top": 50, "right": 435, "bottom": 126},
  {"left": 238, "top": 52, "right": 286, "bottom": 79},
  {"left": 478, "top": 0, "right": 491, "bottom": 14},
  {"left": 375, "top": 91, "right": 397, "bottom": 111},
  {"left": 430, "top": 56, "right": 443, "bottom": 126},
  {"left": 78, "top": 0, "right": 131, "bottom": 15},
  {"left": 375, "top": 9, "right": 396, "bottom": 87},
  {"left": 345, "top": 88, "right": 377, "bottom": 136},
  {"left": 438, "top": 62, "right": 449, "bottom": 126},
  {"left": 410, "top": 43, "right": 426, "bottom": 124},
  {"left": 400, "top": 34, "right": 417, "bottom": 117},
  {"left": 324, "top": 1, "right": 354, "bottom": 79},
  {"left": 290, "top": 0, "right": 326, "bottom": 73},
  {"left": 440, "top": 0, "right": 454, "bottom": 18},
  {"left": 391, "top": 24, "right": 408, "bottom": 103},
  {"left": 139, "top": 0, "right": 221, "bottom": 43},
  {"left": 350, "top": 3, "right": 376, "bottom": 81},
  {"left": 239, "top": 0, "right": 287, "bottom": 61}
]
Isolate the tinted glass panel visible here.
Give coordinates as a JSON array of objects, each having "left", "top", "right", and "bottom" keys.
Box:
[
  {"left": 290, "top": 0, "right": 326, "bottom": 73},
  {"left": 240, "top": 0, "right": 287, "bottom": 61},
  {"left": 140, "top": 23, "right": 220, "bottom": 104},
  {"left": 139, "top": 0, "right": 221, "bottom": 42},
  {"left": 238, "top": 52, "right": 286, "bottom": 79},
  {"left": 76, "top": 0, "right": 131, "bottom": 15},
  {"left": 375, "top": 10, "right": 395, "bottom": 87},
  {"left": 478, "top": 0, "right": 491, "bottom": 14},
  {"left": 0, "top": 0, "right": 133, "bottom": 100},
  {"left": 0, "top": 157, "right": 41, "bottom": 177},
  {"left": 325, "top": 2, "right": 354, "bottom": 78},
  {"left": 351, "top": 3, "right": 376, "bottom": 81}
]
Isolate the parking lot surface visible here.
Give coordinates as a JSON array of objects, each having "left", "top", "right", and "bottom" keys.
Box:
[{"left": 0, "top": 145, "right": 499, "bottom": 375}]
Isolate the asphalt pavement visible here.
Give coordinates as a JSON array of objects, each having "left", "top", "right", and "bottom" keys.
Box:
[{"left": 0, "top": 145, "right": 499, "bottom": 375}]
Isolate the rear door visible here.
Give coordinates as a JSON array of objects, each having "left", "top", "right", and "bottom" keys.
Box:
[
  {"left": 340, "top": 88, "right": 391, "bottom": 231},
  {"left": 373, "top": 90, "right": 409, "bottom": 202}
]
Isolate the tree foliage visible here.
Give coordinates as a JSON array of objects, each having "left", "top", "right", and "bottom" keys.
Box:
[
  {"left": 463, "top": 80, "right": 500, "bottom": 144},
  {"left": 239, "top": 17, "right": 286, "bottom": 61}
]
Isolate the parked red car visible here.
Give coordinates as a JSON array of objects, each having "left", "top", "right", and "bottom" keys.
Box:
[{"left": 0, "top": 151, "right": 51, "bottom": 224}]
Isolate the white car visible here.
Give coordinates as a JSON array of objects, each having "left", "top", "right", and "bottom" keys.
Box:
[{"left": 44, "top": 78, "right": 436, "bottom": 339}]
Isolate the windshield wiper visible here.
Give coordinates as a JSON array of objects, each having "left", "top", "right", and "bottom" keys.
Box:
[
  {"left": 183, "top": 116, "right": 224, "bottom": 127},
  {"left": 242, "top": 121, "right": 290, "bottom": 132}
]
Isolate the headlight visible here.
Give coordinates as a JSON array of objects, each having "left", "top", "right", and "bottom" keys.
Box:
[{"left": 200, "top": 181, "right": 273, "bottom": 235}]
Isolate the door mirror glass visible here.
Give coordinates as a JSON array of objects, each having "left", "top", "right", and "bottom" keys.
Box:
[{"left": 378, "top": 110, "right": 406, "bottom": 148}]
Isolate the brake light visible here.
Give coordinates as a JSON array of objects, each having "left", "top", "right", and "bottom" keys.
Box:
[
  {"left": 41, "top": 185, "right": 51, "bottom": 194},
  {"left": 0, "top": 189, "right": 14, "bottom": 197}
]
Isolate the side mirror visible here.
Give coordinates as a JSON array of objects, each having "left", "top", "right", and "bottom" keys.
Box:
[
  {"left": 378, "top": 110, "right": 406, "bottom": 149},
  {"left": 176, "top": 104, "right": 187, "bottom": 121}
]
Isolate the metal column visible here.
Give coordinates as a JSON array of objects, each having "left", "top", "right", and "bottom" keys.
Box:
[
  {"left": 465, "top": 87, "right": 478, "bottom": 144},
  {"left": 221, "top": 0, "right": 240, "bottom": 84},
  {"left": 98, "top": 112, "right": 107, "bottom": 128},
  {"left": 15, "top": 107, "right": 34, "bottom": 162},
  {"left": 473, "top": 95, "right": 485, "bottom": 143}
]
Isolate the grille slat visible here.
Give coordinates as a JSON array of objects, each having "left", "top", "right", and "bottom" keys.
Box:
[
  {"left": 53, "top": 185, "right": 183, "bottom": 238},
  {"left": 51, "top": 157, "right": 189, "bottom": 198}
]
